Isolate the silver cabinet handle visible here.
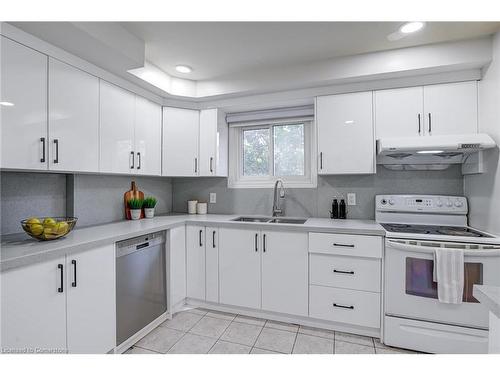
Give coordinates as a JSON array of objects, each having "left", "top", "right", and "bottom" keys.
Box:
[
  {"left": 53, "top": 139, "right": 59, "bottom": 164},
  {"left": 40, "top": 137, "right": 46, "bottom": 163},
  {"left": 333, "top": 303, "right": 354, "bottom": 310},
  {"left": 319, "top": 152, "right": 323, "bottom": 170},
  {"left": 255, "top": 233, "right": 258, "bottom": 252},
  {"left": 130, "top": 151, "right": 135, "bottom": 169},
  {"left": 333, "top": 243, "right": 355, "bottom": 248},
  {"left": 137, "top": 152, "right": 141, "bottom": 170},
  {"left": 333, "top": 269, "right": 355, "bottom": 275},
  {"left": 428, "top": 113, "right": 432, "bottom": 134},
  {"left": 418, "top": 114, "right": 421, "bottom": 135},
  {"left": 210, "top": 157, "right": 213, "bottom": 173}
]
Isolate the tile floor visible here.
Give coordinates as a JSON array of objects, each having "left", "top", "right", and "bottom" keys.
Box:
[{"left": 124, "top": 308, "right": 420, "bottom": 354}]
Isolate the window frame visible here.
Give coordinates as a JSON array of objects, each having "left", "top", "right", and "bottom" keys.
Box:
[{"left": 228, "top": 118, "right": 317, "bottom": 188}]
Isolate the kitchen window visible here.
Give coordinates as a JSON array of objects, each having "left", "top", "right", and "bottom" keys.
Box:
[{"left": 228, "top": 119, "right": 316, "bottom": 188}]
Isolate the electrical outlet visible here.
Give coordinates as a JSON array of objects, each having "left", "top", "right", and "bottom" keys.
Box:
[
  {"left": 347, "top": 193, "right": 356, "bottom": 206},
  {"left": 209, "top": 193, "right": 217, "bottom": 204}
]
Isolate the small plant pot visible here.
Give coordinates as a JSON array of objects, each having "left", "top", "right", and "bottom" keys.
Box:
[
  {"left": 130, "top": 209, "right": 142, "bottom": 220},
  {"left": 144, "top": 208, "right": 155, "bottom": 219}
]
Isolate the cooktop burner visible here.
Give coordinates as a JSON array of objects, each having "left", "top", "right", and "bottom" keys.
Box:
[{"left": 381, "top": 223, "right": 492, "bottom": 238}]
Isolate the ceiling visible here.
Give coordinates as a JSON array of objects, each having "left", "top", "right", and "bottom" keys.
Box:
[{"left": 121, "top": 22, "right": 500, "bottom": 81}]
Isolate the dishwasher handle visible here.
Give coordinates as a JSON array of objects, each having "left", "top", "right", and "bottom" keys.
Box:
[{"left": 116, "top": 235, "right": 164, "bottom": 258}]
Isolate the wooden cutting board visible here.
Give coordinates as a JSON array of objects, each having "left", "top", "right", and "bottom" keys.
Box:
[{"left": 124, "top": 181, "right": 144, "bottom": 219}]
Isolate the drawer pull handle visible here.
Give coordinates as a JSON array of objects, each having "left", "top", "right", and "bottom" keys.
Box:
[
  {"left": 333, "top": 269, "right": 355, "bottom": 275},
  {"left": 333, "top": 303, "right": 354, "bottom": 310},
  {"left": 333, "top": 243, "right": 355, "bottom": 248}
]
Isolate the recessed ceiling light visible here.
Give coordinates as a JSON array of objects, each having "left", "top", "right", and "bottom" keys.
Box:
[
  {"left": 0, "top": 101, "right": 14, "bottom": 107},
  {"left": 175, "top": 65, "right": 193, "bottom": 74},
  {"left": 400, "top": 22, "right": 425, "bottom": 34}
]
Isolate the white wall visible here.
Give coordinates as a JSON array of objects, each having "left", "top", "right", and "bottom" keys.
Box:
[{"left": 464, "top": 31, "right": 500, "bottom": 235}]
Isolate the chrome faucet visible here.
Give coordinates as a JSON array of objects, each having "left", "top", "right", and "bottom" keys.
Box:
[{"left": 272, "top": 179, "right": 286, "bottom": 217}]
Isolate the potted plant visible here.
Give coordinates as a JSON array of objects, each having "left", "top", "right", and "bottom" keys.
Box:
[
  {"left": 127, "top": 198, "right": 144, "bottom": 220},
  {"left": 143, "top": 197, "right": 157, "bottom": 219}
]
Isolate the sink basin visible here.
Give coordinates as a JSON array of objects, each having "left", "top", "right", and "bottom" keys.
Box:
[
  {"left": 231, "top": 216, "right": 307, "bottom": 224},
  {"left": 267, "top": 218, "right": 307, "bottom": 224},
  {"left": 232, "top": 216, "right": 272, "bottom": 223}
]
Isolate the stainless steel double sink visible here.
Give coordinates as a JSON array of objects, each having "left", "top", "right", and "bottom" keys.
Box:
[{"left": 231, "top": 216, "right": 307, "bottom": 224}]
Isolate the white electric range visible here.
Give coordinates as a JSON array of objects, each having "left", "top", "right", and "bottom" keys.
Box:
[{"left": 375, "top": 195, "right": 500, "bottom": 354}]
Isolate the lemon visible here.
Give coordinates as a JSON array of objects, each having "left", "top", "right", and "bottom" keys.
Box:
[
  {"left": 29, "top": 223, "right": 44, "bottom": 236},
  {"left": 55, "top": 221, "right": 69, "bottom": 235},
  {"left": 26, "top": 217, "right": 41, "bottom": 225},
  {"left": 43, "top": 217, "right": 57, "bottom": 228}
]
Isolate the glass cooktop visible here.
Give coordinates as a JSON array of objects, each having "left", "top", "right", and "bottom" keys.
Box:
[{"left": 381, "top": 223, "right": 493, "bottom": 238}]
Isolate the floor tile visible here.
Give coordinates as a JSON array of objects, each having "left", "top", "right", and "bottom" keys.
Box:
[
  {"left": 292, "top": 333, "right": 334, "bottom": 354},
  {"left": 124, "top": 346, "right": 159, "bottom": 354},
  {"left": 250, "top": 347, "right": 283, "bottom": 354},
  {"left": 335, "top": 332, "right": 374, "bottom": 347},
  {"left": 161, "top": 311, "right": 203, "bottom": 332},
  {"left": 189, "top": 316, "right": 232, "bottom": 339},
  {"left": 298, "top": 325, "right": 335, "bottom": 339},
  {"left": 233, "top": 315, "right": 266, "bottom": 327},
  {"left": 135, "top": 326, "right": 185, "bottom": 353},
  {"left": 185, "top": 307, "right": 208, "bottom": 316},
  {"left": 208, "top": 340, "right": 251, "bottom": 354},
  {"left": 205, "top": 310, "right": 237, "bottom": 321},
  {"left": 220, "top": 321, "right": 263, "bottom": 346},
  {"left": 265, "top": 320, "right": 299, "bottom": 333},
  {"left": 254, "top": 327, "right": 297, "bottom": 354},
  {"left": 167, "top": 333, "right": 216, "bottom": 354},
  {"left": 335, "top": 340, "right": 375, "bottom": 354}
]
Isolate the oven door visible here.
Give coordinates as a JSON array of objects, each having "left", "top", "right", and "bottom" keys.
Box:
[{"left": 385, "top": 239, "right": 500, "bottom": 329}]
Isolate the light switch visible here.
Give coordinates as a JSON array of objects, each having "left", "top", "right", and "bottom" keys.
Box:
[
  {"left": 347, "top": 193, "right": 356, "bottom": 206},
  {"left": 209, "top": 193, "right": 217, "bottom": 203}
]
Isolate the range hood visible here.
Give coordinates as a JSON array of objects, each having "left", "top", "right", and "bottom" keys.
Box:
[{"left": 377, "top": 133, "right": 497, "bottom": 171}]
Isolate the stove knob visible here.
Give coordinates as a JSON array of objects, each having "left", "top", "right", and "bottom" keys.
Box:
[
  {"left": 389, "top": 199, "right": 395, "bottom": 205},
  {"left": 446, "top": 199, "right": 453, "bottom": 207},
  {"left": 436, "top": 199, "right": 443, "bottom": 207},
  {"left": 455, "top": 200, "right": 463, "bottom": 208},
  {"left": 380, "top": 199, "right": 387, "bottom": 205}
]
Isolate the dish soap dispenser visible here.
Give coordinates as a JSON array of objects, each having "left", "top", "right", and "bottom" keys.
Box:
[
  {"left": 330, "top": 198, "right": 339, "bottom": 219},
  {"left": 339, "top": 199, "right": 347, "bottom": 219}
]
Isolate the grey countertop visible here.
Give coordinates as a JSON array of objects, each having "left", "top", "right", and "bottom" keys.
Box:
[
  {"left": 1, "top": 214, "right": 385, "bottom": 271},
  {"left": 474, "top": 285, "right": 500, "bottom": 318}
]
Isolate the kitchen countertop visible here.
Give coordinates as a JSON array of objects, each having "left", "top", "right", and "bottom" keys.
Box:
[
  {"left": 473, "top": 285, "right": 500, "bottom": 318},
  {"left": 0, "top": 214, "right": 385, "bottom": 271}
]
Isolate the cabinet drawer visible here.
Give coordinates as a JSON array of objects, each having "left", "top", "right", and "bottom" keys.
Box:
[
  {"left": 309, "top": 233, "right": 382, "bottom": 258},
  {"left": 309, "top": 285, "right": 380, "bottom": 328},
  {"left": 310, "top": 254, "right": 381, "bottom": 292}
]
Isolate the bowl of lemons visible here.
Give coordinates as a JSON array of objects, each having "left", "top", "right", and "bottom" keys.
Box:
[{"left": 21, "top": 217, "right": 77, "bottom": 241}]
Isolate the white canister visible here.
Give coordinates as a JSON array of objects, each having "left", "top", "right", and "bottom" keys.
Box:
[
  {"left": 188, "top": 200, "right": 198, "bottom": 214},
  {"left": 197, "top": 202, "right": 208, "bottom": 215}
]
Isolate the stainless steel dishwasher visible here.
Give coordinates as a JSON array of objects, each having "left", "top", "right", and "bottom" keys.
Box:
[{"left": 116, "top": 232, "right": 167, "bottom": 346}]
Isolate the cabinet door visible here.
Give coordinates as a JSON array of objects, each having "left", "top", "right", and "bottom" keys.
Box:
[
  {"left": 219, "top": 228, "right": 261, "bottom": 309},
  {"left": 99, "top": 80, "right": 135, "bottom": 174},
  {"left": 1, "top": 36, "right": 48, "bottom": 170},
  {"left": 423, "top": 81, "right": 478, "bottom": 135},
  {"left": 162, "top": 107, "right": 200, "bottom": 176},
  {"left": 49, "top": 58, "right": 99, "bottom": 172},
  {"left": 375, "top": 86, "right": 424, "bottom": 138},
  {"left": 169, "top": 225, "right": 186, "bottom": 310},
  {"left": 134, "top": 96, "right": 161, "bottom": 176},
  {"left": 66, "top": 245, "right": 115, "bottom": 353},
  {"left": 1, "top": 257, "right": 66, "bottom": 353},
  {"left": 186, "top": 225, "right": 206, "bottom": 300},
  {"left": 261, "top": 231, "right": 308, "bottom": 316},
  {"left": 205, "top": 227, "right": 219, "bottom": 303},
  {"left": 199, "top": 109, "right": 218, "bottom": 176},
  {"left": 316, "top": 92, "right": 375, "bottom": 174}
]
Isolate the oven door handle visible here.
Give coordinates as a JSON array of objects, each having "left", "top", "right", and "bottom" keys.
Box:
[{"left": 386, "top": 239, "right": 500, "bottom": 257}]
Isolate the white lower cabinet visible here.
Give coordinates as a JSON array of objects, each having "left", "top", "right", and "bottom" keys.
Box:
[
  {"left": 169, "top": 226, "right": 186, "bottom": 310},
  {"left": 205, "top": 227, "right": 219, "bottom": 303},
  {"left": 219, "top": 228, "right": 261, "bottom": 309},
  {"left": 0, "top": 245, "right": 115, "bottom": 354},
  {"left": 261, "top": 231, "right": 308, "bottom": 316},
  {"left": 186, "top": 225, "right": 206, "bottom": 300}
]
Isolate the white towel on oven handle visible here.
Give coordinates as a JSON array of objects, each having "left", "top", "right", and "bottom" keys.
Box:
[{"left": 433, "top": 248, "right": 464, "bottom": 304}]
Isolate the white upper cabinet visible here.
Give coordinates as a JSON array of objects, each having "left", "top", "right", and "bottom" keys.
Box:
[
  {"left": 1, "top": 37, "right": 48, "bottom": 170},
  {"left": 49, "top": 58, "right": 99, "bottom": 173},
  {"left": 199, "top": 109, "right": 218, "bottom": 176},
  {"left": 162, "top": 107, "right": 200, "bottom": 176},
  {"left": 375, "top": 86, "right": 424, "bottom": 138},
  {"left": 316, "top": 91, "right": 375, "bottom": 175},
  {"left": 134, "top": 96, "right": 162, "bottom": 176},
  {"left": 423, "top": 81, "right": 478, "bottom": 135},
  {"left": 99, "top": 80, "right": 135, "bottom": 174}
]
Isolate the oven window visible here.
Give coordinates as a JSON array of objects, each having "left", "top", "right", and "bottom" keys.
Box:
[{"left": 405, "top": 258, "right": 483, "bottom": 303}]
